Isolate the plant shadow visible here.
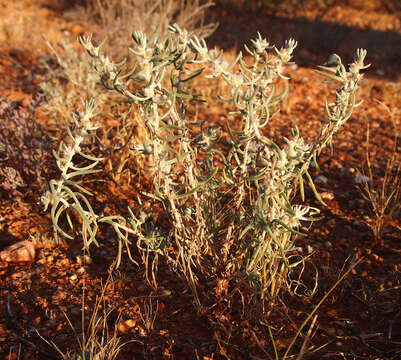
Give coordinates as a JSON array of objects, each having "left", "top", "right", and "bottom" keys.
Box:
[{"left": 208, "top": 4, "right": 401, "bottom": 77}]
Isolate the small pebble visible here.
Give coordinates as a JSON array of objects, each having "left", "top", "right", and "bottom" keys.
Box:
[
  {"left": 76, "top": 266, "right": 86, "bottom": 274},
  {"left": 152, "top": 288, "right": 172, "bottom": 297},
  {"left": 355, "top": 175, "right": 370, "bottom": 184},
  {"left": 124, "top": 319, "right": 136, "bottom": 328},
  {"left": 315, "top": 175, "right": 328, "bottom": 185},
  {"left": 76, "top": 255, "right": 92, "bottom": 265},
  {"left": 321, "top": 191, "right": 334, "bottom": 200}
]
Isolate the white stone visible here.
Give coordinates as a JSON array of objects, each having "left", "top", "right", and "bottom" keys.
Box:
[{"left": 355, "top": 175, "right": 370, "bottom": 184}]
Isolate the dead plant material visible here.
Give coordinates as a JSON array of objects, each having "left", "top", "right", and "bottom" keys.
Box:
[{"left": 358, "top": 101, "right": 401, "bottom": 246}]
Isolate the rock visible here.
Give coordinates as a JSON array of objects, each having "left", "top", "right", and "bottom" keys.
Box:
[
  {"left": 118, "top": 319, "right": 136, "bottom": 333},
  {"left": 355, "top": 175, "right": 370, "bottom": 184},
  {"left": 152, "top": 288, "right": 172, "bottom": 297},
  {"left": 321, "top": 191, "right": 335, "bottom": 200},
  {"left": 76, "top": 266, "right": 86, "bottom": 274},
  {"left": 124, "top": 319, "right": 136, "bottom": 328},
  {"left": 76, "top": 255, "right": 92, "bottom": 265},
  {"left": 0, "top": 240, "right": 35, "bottom": 262},
  {"left": 315, "top": 175, "right": 328, "bottom": 185}
]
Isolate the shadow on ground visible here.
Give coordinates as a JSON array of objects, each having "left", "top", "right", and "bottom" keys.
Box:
[{"left": 208, "top": 4, "right": 401, "bottom": 76}]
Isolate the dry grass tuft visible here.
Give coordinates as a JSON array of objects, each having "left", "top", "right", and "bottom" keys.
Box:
[
  {"left": 40, "top": 0, "right": 218, "bottom": 181},
  {"left": 358, "top": 101, "right": 401, "bottom": 245},
  {"left": 38, "top": 262, "right": 133, "bottom": 360},
  {"left": 67, "top": 0, "right": 217, "bottom": 58}
]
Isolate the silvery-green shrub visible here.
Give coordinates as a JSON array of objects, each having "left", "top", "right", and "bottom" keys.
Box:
[{"left": 42, "top": 24, "right": 369, "bottom": 308}]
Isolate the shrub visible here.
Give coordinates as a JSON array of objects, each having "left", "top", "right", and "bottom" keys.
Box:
[
  {"left": 79, "top": 0, "right": 217, "bottom": 48},
  {"left": 357, "top": 102, "right": 401, "bottom": 245},
  {"left": 41, "top": 25, "right": 369, "bottom": 311},
  {"left": 40, "top": 39, "right": 105, "bottom": 126},
  {"left": 0, "top": 96, "right": 52, "bottom": 199},
  {"left": 40, "top": 0, "right": 217, "bottom": 182}
]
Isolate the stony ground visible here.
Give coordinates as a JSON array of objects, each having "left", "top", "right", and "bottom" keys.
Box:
[{"left": 0, "top": 1, "right": 400, "bottom": 359}]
